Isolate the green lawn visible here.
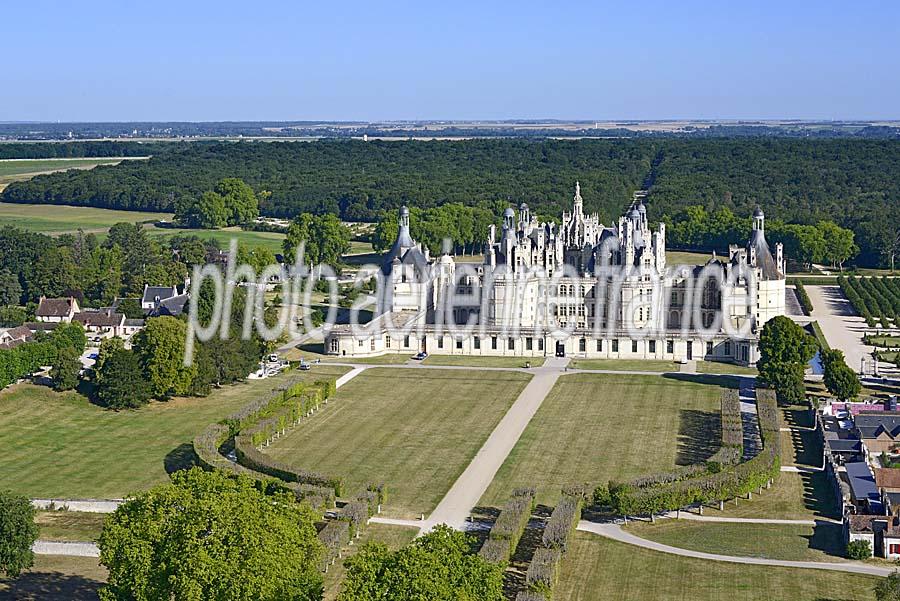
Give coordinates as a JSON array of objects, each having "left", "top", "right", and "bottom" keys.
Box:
[
  {"left": 324, "top": 523, "right": 418, "bottom": 600},
  {"left": 35, "top": 511, "right": 107, "bottom": 542},
  {"left": 868, "top": 335, "right": 900, "bottom": 348},
  {"left": 0, "top": 201, "right": 170, "bottom": 234},
  {"left": 568, "top": 358, "right": 680, "bottom": 372},
  {"left": 0, "top": 555, "right": 108, "bottom": 601},
  {"left": 666, "top": 250, "right": 715, "bottom": 265},
  {"left": 263, "top": 368, "right": 532, "bottom": 518},
  {"left": 0, "top": 365, "right": 350, "bottom": 499},
  {"left": 555, "top": 531, "right": 876, "bottom": 601},
  {"left": 696, "top": 361, "right": 758, "bottom": 375},
  {"left": 714, "top": 471, "right": 841, "bottom": 521},
  {"left": 624, "top": 520, "right": 847, "bottom": 562},
  {"left": 480, "top": 373, "right": 728, "bottom": 508},
  {"left": 423, "top": 355, "right": 544, "bottom": 368}
]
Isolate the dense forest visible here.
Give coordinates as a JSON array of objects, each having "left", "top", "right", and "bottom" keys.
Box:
[
  {"left": 0, "top": 141, "right": 173, "bottom": 159},
  {"left": 3, "top": 138, "right": 899, "bottom": 266}
]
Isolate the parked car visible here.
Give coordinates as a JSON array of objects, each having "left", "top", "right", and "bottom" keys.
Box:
[
  {"left": 299, "top": 361, "right": 311, "bottom": 371},
  {"left": 413, "top": 352, "right": 428, "bottom": 360}
]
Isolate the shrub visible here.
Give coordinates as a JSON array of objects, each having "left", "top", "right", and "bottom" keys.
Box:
[
  {"left": 290, "top": 483, "right": 336, "bottom": 510},
  {"left": 338, "top": 501, "right": 370, "bottom": 538},
  {"left": 794, "top": 281, "right": 813, "bottom": 315},
  {"left": 847, "top": 538, "right": 872, "bottom": 560}
]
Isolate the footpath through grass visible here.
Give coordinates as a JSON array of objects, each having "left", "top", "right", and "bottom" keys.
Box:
[
  {"left": 480, "top": 372, "right": 728, "bottom": 508},
  {"left": 0, "top": 365, "right": 349, "bottom": 499},
  {"left": 555, "top": 532, "right": 876, "bottom": 601},
  {"left": 263, "top": 368, "right": 531, "bottom": 519}
]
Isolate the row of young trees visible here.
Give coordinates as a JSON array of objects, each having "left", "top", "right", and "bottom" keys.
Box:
[{"left": 839, "top": 275, "right": 900, "bottom": 328}]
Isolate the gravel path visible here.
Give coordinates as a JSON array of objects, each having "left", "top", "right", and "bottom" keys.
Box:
[
  {"left": 576, "top": 521, "right": 894, "bottom": 577},
  {"left": 32, "top": 541, "right": 99, "bottom": 558}
]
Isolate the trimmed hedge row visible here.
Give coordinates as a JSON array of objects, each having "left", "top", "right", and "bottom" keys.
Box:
[
  {"left": 720, "top": 389, "right": 744, "bottom": 450},
  {"left": 480, "top": 487, "right": 536, "bottom": 566},
  {"left": 794, "top": 282, "right": 813, "bottom": 315},
  {"left": 526, "top": 548, "right": 561, "bottom": 598},
  {"left": 606, "top": 387, "right": 780, "bottom": 517},
  {"left": 234, "top": 439, "right": 343, "bottom": 495},
  {"left": 288, "top": 483, "right": 336, "bottom": 510},
  {"left": 542, "top": 495, "right": 583, "bottom": 552},
  {"left": 840, "top": 275, "right": 900, "bottom": 328}
]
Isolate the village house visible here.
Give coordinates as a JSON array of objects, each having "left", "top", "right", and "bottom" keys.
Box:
[
  {"left": 141, "top": 285, "right": 179, "bottom": 311},
  {"left": 0, "top": 325, "right": 32, "bottom": 350},
  {"left": 854, "top": 413, "right": 900, "bottom": 456},
  {"left": 35, "top": 296, "right": 80, "bottom": 323},
  {"left": 73, "top": 309, "right": 126, "bottom": 338}
]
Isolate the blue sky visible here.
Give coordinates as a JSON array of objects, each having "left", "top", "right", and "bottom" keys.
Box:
[{"left": 2, "top": 0, "right": 897, "bottom": 121}]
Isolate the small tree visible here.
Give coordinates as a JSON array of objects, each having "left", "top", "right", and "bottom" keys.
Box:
[
  {"left": 824, "top": 357, "right": 862, "bottom": 401},
  {"left": 847, "top": 539, "right": 872, "bottom": 560},
  {"left": 875, "top": 571, "right": 900, "bottom": 601},
  {"left": 50, "top": 345, "right": 81, "bottom": 391},
  {"left": 0, "top": 491, "right": 39, "bottom": 578}
]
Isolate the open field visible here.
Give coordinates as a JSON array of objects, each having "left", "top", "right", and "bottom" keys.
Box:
[
  {"left": 323, "top": 523, "right": 418, "bottom": 600},
  {"left": 0, "top": 555, "right": 108, "bottom": 601},
  {"left": 568, "top": 358, "right": 680, "bottom": 372},
  {"left": 146, "top": 225, "right": 286, "bottom": 253},
  {"left": 624, "top": 520, "right": 847, "bottom": 562},
  {"left": 0, "top": 202, "right": 171, "bottom": 234},
  {"left": 0, "top": 158, "right": 129, "bottom": 186},
  {"left": 479, "top": 373, "right": 728, "bottom": 507},
  {"left": 0, "top": 365, "right": 349, "bottom": 498},
  {"left": 555, "top": 531, "right": 876, "bottom": 601},
  {"left": 36, "top": 511, "right": 107, "bottom": 542},
  {"left": 263, "top": 368, "right": 532, "bottom": 518},
  {"left": 422, "top": 355, "right": 545, "bottom": 368}
]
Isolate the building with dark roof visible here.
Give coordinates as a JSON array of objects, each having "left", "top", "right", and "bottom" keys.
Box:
[
  {"left": 35, "top": 296, "right": 79, "bottom": 323},
  {"left": 141, "top": 285, "right": 179, "bottom": 311},
  {"left": 73, "top": 309, "right": 126, "bottom": 336},
  {"left": 854, "top": 412, "right": 900, "bottom": 454},
  {"left": 846, "top": 461, "right": 883, "bottom": 514}
]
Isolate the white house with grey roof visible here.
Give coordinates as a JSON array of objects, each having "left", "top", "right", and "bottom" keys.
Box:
[{"left": 327, "top": 184, "right": 786, "bottom": 364}]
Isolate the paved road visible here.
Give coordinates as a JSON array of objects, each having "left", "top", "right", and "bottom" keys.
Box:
[
  {"left": 576, "top": 521, "right": 894, "bottom": 577},
  {"left": 32, "top": 541, "right": 99, "bottom": 558},
  {"left": 421, "top": 356, "right": 570, "bottom": 530},
  {"left": 804, "top": 285, "right": 879, "bottom": 374}
]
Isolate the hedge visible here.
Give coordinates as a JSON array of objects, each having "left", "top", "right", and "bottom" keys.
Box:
[
  {"left": 288, "top": 483, "right": 336, "bottom": 510},
  {"left": 526, "top": 548, "right": 561, "bottom": 597},
  {"left": 338, "top": 500, "right": 370, "bottom": 539},
  {"left": 794, "top": 282, "right": 813, "bottom": 315},
  {"left": 234, "top": 435, "right": 343, "bottom": 495},
  {"left": 479, "top": 538, "right": 511, "bottom": 566},
  {"left": 719, "top": 388, "right": 744, "bottom": 453},
  {"left": 606, "top": 386, "right": 781, "bottom": 517},
  {"left": 482, "top": 488, "right": 536, "bottom": 566},
  {"left": 542, "top": 493, "right": 583, "bottom": 552}
]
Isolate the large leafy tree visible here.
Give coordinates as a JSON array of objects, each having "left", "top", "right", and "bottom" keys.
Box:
[
  {"left": 338, "top": 525, "right": 504, "bottom": 601},
  {"left": 50, "top": 345, "right": 81, "bottom": 391},
  {"left": 216, "top": 178, "right": 259, "bottom": 225},
  {"left": 98, "top": 468, "right": 323, "bottom": 601},
  {"left": 817, "top": 220, "right": 858, "bottom": 271},
  {"left": 51, "top": 321, "right": 87, "bottom": 355},
  {"left": 0, "top": 491, "right": 39, "bottom": 578},
  {"left": 0, "top": 269, "right": 22, "bottom": 306},
  {"left": 283, "top": 213, "right": 350, "bottom": 266},
  {"left": 757, "top": 316, "right": 817, "bottom": 404},
  {"left": 822, "top": 348, "right": 862, "bottom": 401},
  {"left": 96, "top": 349, "right": 151, "bottom": 409},
  {"left": 133, "top": 316, "right": 197, "bottom": 398}
]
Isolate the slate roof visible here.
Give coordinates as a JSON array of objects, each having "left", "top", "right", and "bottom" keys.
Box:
[
  {"left": 856, "top": 413, "right": 900, "bottom": 440},
  {"left": 846, "top": 462, "right": 881, "bottom": 507},
  {"left": 73, "top": 310, "right": 125, "bottom": 328},
  {"left": 142, "top": 286, "right": 178, "bottom": 304},
  {"left": 35, "top": 297, "right": 77, "bottom": 317},
  {"left": 154, "top": 294, "right": 189, "bottom": 317},
  {"left": 826, "top": 439, "right": 863, "bottom": 453},
  {"left": 123, "top": 318, "right": 145, "bottom": 327},
  {"left": 748, "top": 229, "right": 781, "bottom": 281}
]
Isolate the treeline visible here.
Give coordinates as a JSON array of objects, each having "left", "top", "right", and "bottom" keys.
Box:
[
  {"left": 4, "top": 138, "right": 899, "bottom": 266},
  {"left": 0, "top": 141, "right": 171, "bottom": 159}
]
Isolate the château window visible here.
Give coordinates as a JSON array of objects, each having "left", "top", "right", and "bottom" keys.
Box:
[
  {"left": 596, "top": 340, "right": 603, "bottom": 352},
  {"left": 632, "top": 340, "right": 638, "bottom": 353},
  {"left": 526, "top": 337, "right": 532, "bottom": 350},
  {"left": 358, "top": 339, "right": 364, "bottom": 348},
  {"left": 437, "top": 337, "right": 444, "bottom": 349},
  {"left": 666, "top": 340, "right": 674, "bottom": 354},
  {"left": 370, "top": 338, "right": 376, "bottom": 351},
  {"left": 404, "top": 336, "right": 410, "bottom": 348},
  {"left": 538, "top": 338, "right": 544, "bottom": 351},
  {"left": 612, "top": 339, "right": 619, "bottom": 352},
  {"left": 474, "top": 336, "right": 481, "bottom": 350},
  {"left": 508, "top": 338, "right": 515, "bottom": 350},
  {"left": 649, "top": 340, "right": 656, "bottom": 353},
  {"left": 579, "top": 338, "right": 586, "bottom": 352},
  {"left": 330, "top": 338, "right": 339, "bottom": 352},
  {"left": 385, "top": 335, "right": 391, "bottom": 347},
  {"left": 707, "top": 341, "right": 713, "bottom": 355},
  {"left": 456, "top": 339, "right": 463, "bottom": 349}
]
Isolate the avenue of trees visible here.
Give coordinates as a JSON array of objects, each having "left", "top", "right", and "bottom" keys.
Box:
[
  {"left": 839, "top": 275, "right": 900, "bottom": 328},
  {"left": 4, "top": 137, "right": 899, "bottom": 266}
]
